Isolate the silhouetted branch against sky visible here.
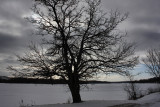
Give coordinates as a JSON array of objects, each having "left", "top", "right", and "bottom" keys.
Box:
[{"left": 0, "top": 0, "right": 160, "bottom": 81}]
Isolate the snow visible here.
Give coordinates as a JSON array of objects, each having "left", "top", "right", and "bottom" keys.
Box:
[
  {"left": 30, "top": 93, "right": 160, "bottom": 107},
  {"left": 0, "top": 83, "right": 159, "bottom": 107},
  {"left": 0, "top": 83, "right": 71, "bottom": 107},
  {"left": 29, "top": 100, "right": 136, "bottom": 107},
  {"left": 137, "top": 92, "right": 160, "bottom": 107}
]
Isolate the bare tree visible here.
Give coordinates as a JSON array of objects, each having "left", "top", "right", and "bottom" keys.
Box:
[
  {"left": 124, "top": 71, "right": 143, "bottom": 100},
  {"left": 8, "top": 0, "right": 138, "bottom": 103},
  {"left": 142, "top": 49, "right": 160, "bottom": 81}
]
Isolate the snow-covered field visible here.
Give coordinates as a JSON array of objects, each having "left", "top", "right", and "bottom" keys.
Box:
[
  {"left": 31, "top": 92, "right": 160, "bottom": 107},
  {"left": 0, "top": 83, "right": 158, "bottom": 107}
]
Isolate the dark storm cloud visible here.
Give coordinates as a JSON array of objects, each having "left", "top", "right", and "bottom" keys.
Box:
[
  {"left": 132, "top": 29, "right": 160, "bottom": 50},
  {"left": 134, "top": 30, "right": 160, "bottom": 42},
  {"left": 102, "top": 0, "right": 160, "bottom": 49},
  {"left": 134, "top": 16, "right": 160, "bottom": 26},
  {"left": 129, "top": 0, "right": 160, "bottom": 27},
  {"left": 0, "top": 0, "right": 32, "bottom": 29},
  {"left": 0, "top": 0, "right": 40, "bottom": 52},
  {"left": 0, "top": 0, "right": 159, "bottom": 52},
  {"left": 0, "top": 33, "right": 21, "bottom": 52},
  {"left": 0, "top": 0, "right": 33, "bottom": 75},
  {"left": 0, "top": 0, "right": 32, "bottom": 18}
]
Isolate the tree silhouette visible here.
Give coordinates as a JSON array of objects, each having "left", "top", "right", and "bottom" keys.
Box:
[
  {"left": 142, "top": 48, "right": 160, "bottom": 82},
  {"left": 8, "top": 0, "right": 138, "bottom": 103}
]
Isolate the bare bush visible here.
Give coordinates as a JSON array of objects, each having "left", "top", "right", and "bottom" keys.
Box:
[
  {"left": 123, "top": 72, "right": 144, "bottom": 100},
  {"left": 124, "top": 83, "right": 144, "bottom": 100},
  {"left": 147, "top": 85, "right": 160, "bottom": 94},
  {"left": 19, "top": 99, "right": 35, "bottom": 107}
]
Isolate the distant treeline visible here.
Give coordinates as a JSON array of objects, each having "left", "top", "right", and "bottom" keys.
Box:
[
  {"left": 0, "top": 77, "right": 65, "bottom": 84},
  {"left": 0, "top": 77, "right": 159, "bottom": 84},
  {"left": 0, "top": 77, "right": 110, "bottom": 84},
  {"left": 134, "top": 77, "right": 160, "bottom": 83}
]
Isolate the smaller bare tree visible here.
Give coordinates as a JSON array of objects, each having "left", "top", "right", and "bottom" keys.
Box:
[
  {"left": 142, "top": 49, "right": 160, "bottom": 82},
  {"left": 124, "top": 71, "right": 143, "bottom": 100}
]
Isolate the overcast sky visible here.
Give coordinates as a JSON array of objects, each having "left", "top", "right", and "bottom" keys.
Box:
[{"left": 0, "top": 0, "right": 160, "bottom": 81}]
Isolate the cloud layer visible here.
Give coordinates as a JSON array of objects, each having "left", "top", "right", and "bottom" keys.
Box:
[{"left": 0, "top": 0, "right": 160, "bottom": 80}]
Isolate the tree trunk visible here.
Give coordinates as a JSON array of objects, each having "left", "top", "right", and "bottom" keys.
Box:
[
  {"left": 71, "top": 88, "right": 81, "bottom": 103},
  {"left": 68, "top": 82, "right": 82, "bottom": 103}
]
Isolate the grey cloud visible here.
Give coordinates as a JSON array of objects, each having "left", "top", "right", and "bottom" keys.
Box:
[
  {"left": 134, "top": 16, "right": 160, "bottom": 25},
  {"left": 134, "top": 30, "right": 160, "bottom": 42},
  {"left": 0, "top": 0, "right": 160, "bottom": 76},
  {"left": 132, "top": 29, "right": 160, "bottom": 51},
  {"left": 0, "top": 0, "right": 39, "bottom": 52},
  {"left": 0, "top": 0, "right": 34, "bottom": 76},
  {"left": 0, "top": 33, "right": 21, "bottom": 53},
  {"left": 0, "top": 55, "right": 17, "bottom": 65},
  {"left": 0, "top": 1, "right": 33, "bottom": 36},
  {"left": 102, "top": 0, "right": 160, "bottom": 25},
  {"left": 102, "top": 0, "right": 160, "bottom": 46},
  {"left": 0, "top": 0, "right": 32, "bottom": 18},
  {"left": 0, "top": 54, "right": 19, "bottom": 76},
  {"left": 0, "top": 0, "right": 32, "bottom": 28}
]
